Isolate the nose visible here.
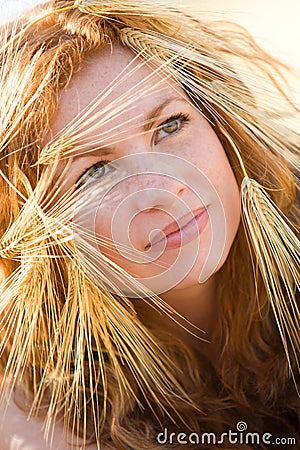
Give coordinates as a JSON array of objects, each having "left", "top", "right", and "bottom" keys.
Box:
[
  {"left": 113, "top": 150, "right": 188, "bottom": 213},
  {"left": 132, "top": 174, "right": 186, "bottom": 212}
]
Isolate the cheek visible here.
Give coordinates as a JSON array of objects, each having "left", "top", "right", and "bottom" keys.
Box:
[
  {"left": 209, "top": 155, "right": 241, "bottom": 272},
  {"left": 187, "top": 125, "right": 241, "bottom": 235},
  {"left": 211, "top": 153, "right": 241, "bottom": 226},
  {"left": 188, "top": 130, "right": 241, "bottom": 272},
  {"left": 93, "top": 204, "right": 145, "bottom": 266},
  {"left": 79, "top": 137, "right": 241, "bottom": 289}
]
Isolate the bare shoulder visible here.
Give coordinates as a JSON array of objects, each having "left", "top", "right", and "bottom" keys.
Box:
[{"left": 0, "top": 393, "right": 110, "bottom": 450}]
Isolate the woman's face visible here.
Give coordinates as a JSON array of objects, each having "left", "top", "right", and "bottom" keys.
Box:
[{"left": 49, "top": 45, "right": 241, "bottom": 297}]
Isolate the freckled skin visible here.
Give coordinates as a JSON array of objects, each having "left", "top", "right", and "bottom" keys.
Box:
[{"left": 51, "top": 44, "right": 241, "bottom": 335}]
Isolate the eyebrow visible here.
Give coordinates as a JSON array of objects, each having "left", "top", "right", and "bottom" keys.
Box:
[
  {"left": 65, "top": 96, "right": 185, "bottom": 160},
  {"left": 143, "top": 97, "right": 182, "bottom": 132},
  {"left": 71, "top": 147, "right": 112, "bottom": 160},
  {"left": 51, "top": 97, "right": 186, "bottom": 184}
]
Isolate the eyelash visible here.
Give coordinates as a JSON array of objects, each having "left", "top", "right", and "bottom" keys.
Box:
[
  {"left": 76, "top": 112, "right": 191, "bottom": 187},
  {"left": 75, "top": 159, "right": 112, "bottom": 187},
  {"left": 154, "top": 112, "right": 190, "bottom": 144}
]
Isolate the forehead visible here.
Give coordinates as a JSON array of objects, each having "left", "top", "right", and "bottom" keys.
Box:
[{"left": 50, "top": 44, "right": 185, "bottom": 137}]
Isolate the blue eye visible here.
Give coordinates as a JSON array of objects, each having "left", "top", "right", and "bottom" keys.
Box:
[
  {"left": 76, "top": 160, "right": 112, "bottom": 187},
  {"left": 155, "top": 113, "right": 190, "bottom": 143}
]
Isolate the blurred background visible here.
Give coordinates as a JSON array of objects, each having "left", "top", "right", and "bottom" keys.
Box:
[
  {"left": 1, "top": 0, "right": 299, "bottom": 67},
  {"left": 0, "top": 0, "right": 299, "bottom": 98}
]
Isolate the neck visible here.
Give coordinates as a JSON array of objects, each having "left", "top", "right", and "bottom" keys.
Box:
[{"left": 134, "top": 275, "right": 218, "bottom": 359}]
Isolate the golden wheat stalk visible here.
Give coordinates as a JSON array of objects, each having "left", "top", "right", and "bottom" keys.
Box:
[
  {"left": 0, "top": 2, "right": 299, "bottom": 447},
  {"left": 241, "top": 177, "right": 300, "bottom": 375},
  {"left": 0, "top": 168, "right": 204, "bottom": 446}
]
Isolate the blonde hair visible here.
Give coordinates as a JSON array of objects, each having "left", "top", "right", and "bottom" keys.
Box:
[{"left": 0, "top": 1, "right": 299, "bottom": 449}]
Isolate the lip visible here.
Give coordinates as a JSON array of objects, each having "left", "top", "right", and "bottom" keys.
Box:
[{"left": 146, "top": 206, "right": 209, "bottom": 250}]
